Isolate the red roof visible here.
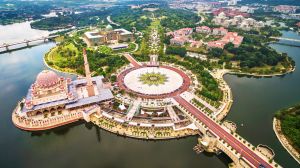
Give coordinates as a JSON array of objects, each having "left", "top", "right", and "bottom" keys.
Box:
[
  {"left": 207, "top": 41, "right": 226, "bottom": 49},
  {"left": 213, "top": 27, "right": 228, "bottom": 34},
  {"left": 213, "top": 8, "right": 250, "bottom": 18},
  {"left": 274, "top": 5, "right": 297, "bottom": 11},
  {"left": 197, "top": 26, "right": 211, "bottom": 31},
  {"left": 221, "top": 32, "right": 243, "bottom": 46}
]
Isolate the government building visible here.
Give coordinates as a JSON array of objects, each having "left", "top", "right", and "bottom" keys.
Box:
[{"left": 83, "top": 25, "right": 134, "bottom": 46}]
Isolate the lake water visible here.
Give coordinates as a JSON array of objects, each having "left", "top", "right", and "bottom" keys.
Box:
[
  {"left": 0, "top": 23, "right": 299, "bottom": 168},
  {"left": 0, "top": 22, "right": 50, "bottom": 44}
]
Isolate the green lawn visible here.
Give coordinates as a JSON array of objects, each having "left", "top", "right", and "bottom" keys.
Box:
[{"left": 45, "top": 43, "right": 79, "bottom": 73}]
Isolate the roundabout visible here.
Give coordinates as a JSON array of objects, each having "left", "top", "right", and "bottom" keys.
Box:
[{"left": 117, "top": 65, "right": 191, "bottom": 99}]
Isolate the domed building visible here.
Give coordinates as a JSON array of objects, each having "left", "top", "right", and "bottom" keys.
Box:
[
  {"left": 25, "top": 70, "right": 72, "bottom": 110},
  {"left": 25, "top": 70, "right": 75, "bottom": 109},
  {"left": 105, "top": 24, "right": 113, "bottom": 31},
  {"left": 13, "top": 50, "right": 114, "bottom": 130},
  {"left": 83, "top": 25, "right": 134, "bottom": 46}
]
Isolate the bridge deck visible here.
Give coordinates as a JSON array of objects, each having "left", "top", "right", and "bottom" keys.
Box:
[
  {"left": 270, "top": 36, "right": 300, "bottom": 43},
  {"left": 0, "top": 35, "right": 59, "bottom": 48},
  {"left": 174, "top": 95, "right": 273, "bottom": 168}
]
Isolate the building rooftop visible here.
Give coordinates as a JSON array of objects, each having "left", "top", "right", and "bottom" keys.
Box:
[
  {"left": 84, "top": 31, "right": 103, "bottom": 39},
  {"left": 114, "top": 28, "right": 133, "bottom": 35},
  {"left": 35, "top": 70, "right": 60, "bottom": 88},
  {"left": 22, "top": 76, "right": 113, "bottom": 113}
]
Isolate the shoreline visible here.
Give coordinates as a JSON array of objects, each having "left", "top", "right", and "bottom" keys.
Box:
[
  {"left": 43, "top": 47, "right": 80, "bottom": 76},
  {"left": 273, "top": 118, "right": 300, "bottom": 164},
  {"left": 227, "top": 66, "right": 295, "bottom": 78},
  {"left": 95, "top": 125, "right": 199, "bottom": 141},
  {"left": 12, "top": 99, "right": 199, "bottom": 140},
  {"left": 211, "top": 69, "right": 234, "bottom": 121},
  {"left": 91, "top": 117, "right": 199, "bottom": 140}
]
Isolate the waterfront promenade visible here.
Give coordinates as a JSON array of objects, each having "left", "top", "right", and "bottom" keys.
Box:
[{"left": 12, "top": 109, "right": 82, "bottom": 131}]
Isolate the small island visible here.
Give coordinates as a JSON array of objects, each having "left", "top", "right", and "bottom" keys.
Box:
[{"left": 274, "top": 104, "right": 300, "bottom": 164}]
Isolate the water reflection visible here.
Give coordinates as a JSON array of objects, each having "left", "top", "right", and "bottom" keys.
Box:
[
  {"left": 95, "top": 126, "right": 101, "bottom": 142},
  {"left": 31, "top": 121, "right": 85, "bottom": 137}
]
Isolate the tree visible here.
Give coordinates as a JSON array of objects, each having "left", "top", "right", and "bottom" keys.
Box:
[
  {"left": 110, "top": 75, "right": 117, "bottom": 82},
  {"left": 208, "top": 48, "right": 223, "bottom": 58},
  {"left": 166, "top": 46, "right": 187, "bottom": 57},
  {"left": 163, "top": 35, "right": 172, "bottom": 45},
  {"left": 98, "top": 46, "right": 112, "bottom": 55},
  {"left": 224, "top": 43, "right": 234, "bottom": 51}
]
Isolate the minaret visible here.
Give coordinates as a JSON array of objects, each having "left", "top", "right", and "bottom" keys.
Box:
[{"left": 83, "top": 48, "right": 95, "bottom": 97}]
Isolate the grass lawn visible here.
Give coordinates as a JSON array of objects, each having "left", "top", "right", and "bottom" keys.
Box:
[
  {"left": 186, "top": 46, "right": 207, "bottom": 54},
  {"left": 45, "top": 43, "right": 79, "bottom": 73},
  {"left": 247, "top": 63, "right": 286, "bottom": 74}
]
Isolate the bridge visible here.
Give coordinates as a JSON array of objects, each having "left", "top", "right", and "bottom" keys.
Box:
[
  {"left": 174, "top": 94, "right": 279, "bottom": 168},
  {"left": 0, "top": 35, "right": 59, "bottom": 51},
  {"left": 270, "top": 36, "right": 300, "bottom": 43}
]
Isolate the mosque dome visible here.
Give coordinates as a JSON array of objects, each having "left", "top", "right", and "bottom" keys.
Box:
[
  {"left": 105, "top": 24, "right": 113, "bottom": 31},
  {"left": 35, "top": 70, "right": 60, "bottom": 88}
]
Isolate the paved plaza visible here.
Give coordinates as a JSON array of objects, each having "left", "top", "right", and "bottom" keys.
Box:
[
  {"left": 118, "top": 65, "right": 191, "bottom": 99},
  {"left": 124, "top": 66, "right": 183, "bottom": 95}
]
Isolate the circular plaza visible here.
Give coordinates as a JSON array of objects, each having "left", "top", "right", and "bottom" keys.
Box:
[{"left": 117, "top": 65, "right": 191, "bottom": 99}]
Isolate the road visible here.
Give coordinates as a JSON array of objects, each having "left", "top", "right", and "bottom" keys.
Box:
[
  {"left": 124, "top": 53, "right": 141, "bottom": 67},
  {"left": 107, "top": 16, "right": 120, "bottom": 26},
  {"left": 174, "top": 95, "right": 273, "bottom": 168}
]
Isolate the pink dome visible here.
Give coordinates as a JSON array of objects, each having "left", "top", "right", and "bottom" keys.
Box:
[{"left": 35, "top": 70, "right": 60, "bottom": 88}]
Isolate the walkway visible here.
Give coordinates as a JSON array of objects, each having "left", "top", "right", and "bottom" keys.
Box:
[
  {"left": 193, "top": 95, "right": 217, "bottom": 112},
  {"left": 167, "top": 105, "right": 180, "bottom": 122},
  {"left": 12, "top": 111, "right": 82, "bottom": 131},
  {"left": 126, "top": 100, "right": 141, "bottom": 121},
  {"left": 123, "top": 53, "right": 142, "bottom": 67},
  {"left": 174, "top": 95, "right": 272, "bottom": 168}
]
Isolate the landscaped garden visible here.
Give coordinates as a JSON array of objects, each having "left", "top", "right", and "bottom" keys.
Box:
[{"left": 275, "top": 104, "right": 300, "bottom": 153}]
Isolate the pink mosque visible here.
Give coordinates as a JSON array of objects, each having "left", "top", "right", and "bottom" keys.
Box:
[{"left": 12, "top": 49, "right": 114, "bottom": 131}]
